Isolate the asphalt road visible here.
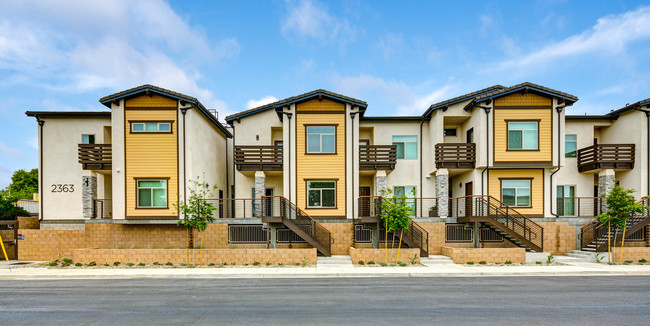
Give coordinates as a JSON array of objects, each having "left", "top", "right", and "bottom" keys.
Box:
[{"left": 1, "top": 277, "right": 649, "bottom": 325}]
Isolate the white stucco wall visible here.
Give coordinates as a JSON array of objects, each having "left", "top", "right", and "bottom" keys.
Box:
[{"left": 41, "top": 117, "right": 111, "bottom": 220}]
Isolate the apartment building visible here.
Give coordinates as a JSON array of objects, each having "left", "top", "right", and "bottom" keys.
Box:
[{"left": 23, "top": 83, "right": 650, "bottom": 258}]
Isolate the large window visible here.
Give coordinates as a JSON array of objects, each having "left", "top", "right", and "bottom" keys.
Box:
[
  {"left": 565, "top": 134, "right": 577, "bottom": 158},
  {"left": 392, "top": 136, "right": 417, "bottom": 159},
  {"left": 81, "top": 134, "right": 95, "bottom": 144},
  {"left": 137, "top": 180, "right": 167, "bottom": 208},
  {"left": 501, "top": 180, "right": 531, "bottom": 207},
  {"left": 557, "top": 185, "right": 575, "bottom": 216},
  {"left": 394, "top": 186, "right": 416, "bottom": 216},
  {"left": 307, "top": 181, "right": 336, "bottom": 208},
  {"left": 306, "top": 126, "right": 335, "bottom": 153},
  {"left": 508, "top": 121, "right": 538, "bottom": 150},
  {"left": 131, "top": 122, "right": 172, "bottom": 133}
]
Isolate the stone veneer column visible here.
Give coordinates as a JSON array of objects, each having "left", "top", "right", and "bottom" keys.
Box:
[
  {"left": 436, "top": 169, "right": 449, "bottom": 219},
  {"left": 375, "top": 170, "right": 387, "bottom": 195},
  {"left": 254, "top": 171, "right": 265, "bottom": 217},
  {"left": 82, "top": 175, "right": 97, "bottom": 219},
  {"left": 598, "top": 169, "right": 615, "bottom": 197}
]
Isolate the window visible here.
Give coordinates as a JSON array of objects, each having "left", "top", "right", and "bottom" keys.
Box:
[
  {"left": 306, "top": 126, "right": 335, "bottom": 153},
  {"left": 81, "top": 134, "right": 95, "bottom": 144},
  {"left": 565, "top": 134, "right": 577, "bottom": 158},
  {"left": 443, "top": 128, "right": 457, "bottom": 137},
  {"left": 137, "top": 180, "right": 167, "bottom": 208},
  {"left": 394, "top": 186, "right": 416, "bottom": 216},
  {"left": 557, "top": 185, "right": 575, "bottom": 216},
  {"left": 307, "top": 181, "right": 336, "bottom": 208},
  {"left": 501, "top": 180, "right": 531, "bottom": 207},
  {"left": 392, "top": 136, "right": 417, "bottom": 159},
  {"left": 508, "top": 121, "right": 538, "bottom": 150},
  {"left": 131, "top": 122, "right": 172, "bottom": 133}
]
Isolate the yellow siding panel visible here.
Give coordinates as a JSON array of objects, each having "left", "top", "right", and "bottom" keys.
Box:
[
  {"left": 125, "top": 109, "right": 178, "bottom": 217},
  {"left": 125, "top": 94, "right": 177, "bottom": 107},
  {"left": 494, "top": 93, "right": 552, "bottom": 107},
  {"left": 494, "top": 108, "right": 552, "bottom": 162},
  {"left": 296, "top": 109, "right": 346, "bottom": 217},
  {"left": 488, "top": 169, "right": 544, "bottom": 216},
  {"left": 296, "top": 98, "right": 345, "bottom": 111}
]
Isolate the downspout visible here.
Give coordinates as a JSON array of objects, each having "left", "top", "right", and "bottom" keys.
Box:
[
  {"left": 480, "top": 105, "right": 491, "bottom": 196},
  {"left": 38, "top": 119, "right": 44, "bottom": 221},
  {"left": 419, "top": 117, "right": 425, "bottom": 216},
  {"left": 550, "top": 104, "right": 565, "bottom": 217},
  {"left": 180, "top": 108, "right": 188, "bottom": 205}
]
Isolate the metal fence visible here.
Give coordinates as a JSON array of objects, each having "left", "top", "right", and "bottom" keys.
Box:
[{"left": 228, "top": 224, "right": 268, "bottom": 244}]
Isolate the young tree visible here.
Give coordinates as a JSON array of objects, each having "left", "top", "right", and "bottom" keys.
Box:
[
  {"left": 596, "top": 184, "right": 649, "bottom": 263},
  {"left": 174, "top": 174, "right": 218, "bottom": 266},
  {"left": 378, "top": 188, "right": 414, "bottom": 264}
]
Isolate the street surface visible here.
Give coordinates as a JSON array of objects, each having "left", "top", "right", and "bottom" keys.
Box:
[{"left": 1, "top": 277, "right": 649, "bottom": 325}]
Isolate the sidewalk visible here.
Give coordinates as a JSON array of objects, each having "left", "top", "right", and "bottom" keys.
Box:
[{"left": 2, "top": 255, "right": 650, "bottom": 279}]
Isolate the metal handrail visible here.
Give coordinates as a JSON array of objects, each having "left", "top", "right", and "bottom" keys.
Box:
[{"left": 580, "top": 198, "right": 650, "bottom": 249}]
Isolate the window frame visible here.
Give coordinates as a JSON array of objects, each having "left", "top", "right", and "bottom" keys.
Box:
[
  {"left": 500, "top": 178, "right": 532, "bottom": 208},
  {"left": 556, "top": 185, "right": 576, "bottom": 216},
  {"left": 81, "top": 134, "right": 96, "bottom": 145},
  {"left": 306, "top": 180, "right": 337, "bottom": 209},
  {"left": 129, "top": 121, "right": 174, "bottom": 134},
  {"left": 506, "top": 120, "right": 540, "bottom": 151},
  {"left": 305, "top": 125, "right": 337, "bottom": 154},
  {"left": 393, "top": 186, "right": 416, "bottom": 216},
  {"left": 135, "top": 178, "right": 169, "bottom": 209},
  {"left": 443, "top": 128, "right": 457, "bottom": 137},
  {"left": 565, "top": 134, "right": 577, "bottom": 158},
  {"left": 392, "top": 135, "right": 418, "bottom": 159}
]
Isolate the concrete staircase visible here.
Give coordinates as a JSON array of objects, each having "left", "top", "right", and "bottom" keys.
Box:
[
  {"left": 565, "top": 250, "right": 608, "bottom": 263},
  {"left": 420, "top": 255, "right": 453, "bottom": 265},
  {"left": 317, "top": 255, "right": 354, "bottom": 267}
]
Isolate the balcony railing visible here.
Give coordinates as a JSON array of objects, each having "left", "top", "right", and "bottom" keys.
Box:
[
  {"left": 577, "top": 144, "right": 635, "bottom": 173},
  {"left": 92, "top": 199, "right": 112, "bottom": 219},
  {"left": 435, "top": 143, "right": 476, "bottom": 169},
  {"left": 359, "top": 145, "right": 397, "bottom": 170},
  {"left": 234, "top": 146, "right": 283, "bottom": 171},
  {"left": 78, "top": 144, "right": 112, "bottom": 170},
  {"left": 357, "top": 196, "right": 439, "bottom": 219},
  {"left": 556, "top": 197, "right": 607, "bottom": 217}
]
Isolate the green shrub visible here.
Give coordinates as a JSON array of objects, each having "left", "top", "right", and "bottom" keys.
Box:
[
  {"left": 165, "top": 262, "right": 173, "bottom": 266},
  {"left": 253, "top": 261, "right": 260, "bottom": 266},
  {"left": 103, "top": 263, "right": 109, "bottom": 267},
  {"left": 75, "top": 262, "right": 82, "bottom": 267},
  {"left": 180, "top": 263, "right": 187, "bottom": 267},
  {"left": 479, "top": 261, "right": 487, "bottom": 265},
  {"left": 466, "top": 261, "right": 474, "bottom": 265},
  {"left": 379, "top": 262, "right": 387, "bottom": 266},
  {"left": 153, "top": 262, "right": 160, "bottom": 265},
  {"left": 398, "top": 262, "right": 408, "bottom": 267},
  {"left": 409, "top": 255, "right": 418, "bottom": 264},
  {"left": 302, "top": 257, "right": 309, "bottom": 267},
  {"left": 536, "top": 261, "right": 542, "bottom": 265},
  {"left": 266, "top": 262, "right": 271, "bottom": 266},
  {"left": 595, "top": 253, "right": 604, "bottom": 263},
  {"left": 208, "top": 262, "right": 215, "bottom": 266},
  {"left": 639, "top": 258, "right": 647, "bottom": 264},
  {"left": 113, "top": 261, "right": 121, "bottom": 266},
  {"left": 88, "top": 261, "right": 96, "bottom": 267},
  {"left": 624, "top": 260, "right": 633, "bottom": 265},
  {"left": 505, "top": 260, "right": 512, "bottom": 265},
  {"left": 126, "top": 263, "right": 134, "bottom": 267},
  {"left": 358, "top": 260, "right": 365, "bottom": 265},
  {"left": 138, "top": 263, "right": 146, "bottom": 267},
  {"left": 547, "top": 253, "right": 554, "bottom": 264},
  {"left": 62, "top": 258, "right": 73, "bottom": 264},
  {"left": 367, "top": 260, "right": 375, "bottom": 265},
  {"left": 278, "top": 263, "right": 284, "bottom": 267}
]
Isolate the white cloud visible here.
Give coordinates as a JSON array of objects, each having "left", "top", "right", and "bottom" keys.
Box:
[
  {"left": 281, "top": 0, "right": 356, "bottom": 45},
  {"left": 376, "top": 33, "right": 404, "bottom": 60},
  {"left": 331, "top": 74, "right": 452, "bottom": 115},
  {"left": 479, "top": 15, "right": 494, "bottom": 36},
  {"left": 246, "top": 96, "right": 279, "bottom": 110},
  {"left": 0, "top": 0, "right": 238, "bottom": 110},
  {"left": 496, "top": 6, "right": 650, "bottom": 71},
  {"left": 0, "top": 141, "right": 24, "bottom": 161}
]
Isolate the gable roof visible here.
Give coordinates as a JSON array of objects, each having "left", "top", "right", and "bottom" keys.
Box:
[
  {"left": 99, "top": 84, "right": 231, "bottom": 138},
  {"left": 225, "top": 89, "right": 367, "bottom": 124},
  {"left": 565, "top": 97, "right": 650, "bottom": 120},
  {"left": 468, "top": 82, "right": 578, "bottom": 109},
  {"left": 422, "top": 85, "right": 505, "bottom": 118}
]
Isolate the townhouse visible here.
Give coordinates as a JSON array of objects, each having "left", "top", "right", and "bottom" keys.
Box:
[{"left": 22, "top": 83, "right": 650, "bottom": 260}]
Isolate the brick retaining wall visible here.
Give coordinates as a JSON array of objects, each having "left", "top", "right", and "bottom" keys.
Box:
[
  {"left": 72, "top": 248, "right": 317, "bottom": 265},
  {"left": 441, "top": 246, "right": 525, "bottom": 264},
  {"left": 612, "top": 247, "right": 650, "bottom": 262},
  {"left": 349, "top": 247, "right": 420, "bottom": 264}
]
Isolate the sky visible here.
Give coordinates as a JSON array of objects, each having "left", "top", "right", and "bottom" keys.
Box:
[{"left": 1, "top": 0, "right": 650, "bottom": 188}]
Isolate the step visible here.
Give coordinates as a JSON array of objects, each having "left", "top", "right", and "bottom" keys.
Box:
[{"left": 317, "top": 255, "right": 353, "bottom": 264}]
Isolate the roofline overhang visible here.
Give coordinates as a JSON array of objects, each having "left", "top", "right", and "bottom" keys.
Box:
[
  {"left": 25, "top": 111, "right": 112, "bottom": 118},
  {"left": 474, "top": 86, "right": 578, "bottom": 106}
]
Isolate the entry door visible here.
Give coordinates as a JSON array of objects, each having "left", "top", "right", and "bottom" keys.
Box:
[
  {"left": 359, "top": 186, "right": 371, "bottom": 217},
  {"left": 265, "top": 189, "right": 274, "bottom": 216},
  {"left": 466, "top": 128, "right": 474, "bottom": 143},
  {"left": 465, "top": 182, "right": 473, "bottom": 216}
]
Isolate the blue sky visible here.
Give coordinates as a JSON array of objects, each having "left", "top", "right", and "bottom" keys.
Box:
[{"left": 1, "top": 0, "right": 650, "bottom": 188}]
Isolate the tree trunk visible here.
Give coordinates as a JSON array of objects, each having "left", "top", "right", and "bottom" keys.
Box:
[
  {"left": 384, "top": 220, "right": 388, "bottom": 263},
  {"left": 607, "top": 220, "right": 611, "bottom": 263},
  {"left": 200, "top": 231, "right": 204, "bottom": 266}
]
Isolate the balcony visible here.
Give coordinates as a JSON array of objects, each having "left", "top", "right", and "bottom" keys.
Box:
[
  {"left": 78, "top": 144, "right": 112, "bottom": 170},
  {"left": 234, "top": 145, "right": 283, "bottom": 171},
  {"left": 577, "top": 144, "right": 635, "bottom": 173},
  {"left": 435, "top": 143, "right": 476, "bottom": 169},
  {"left": 359, "top": 145, "right": 397, "bottom": 171}
]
